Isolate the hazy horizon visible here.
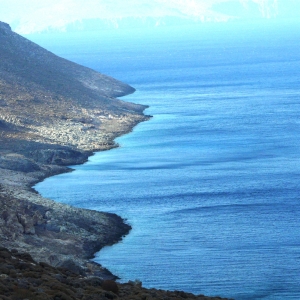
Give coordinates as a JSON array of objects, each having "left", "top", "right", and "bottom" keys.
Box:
[{"left": 1, "top": 0, "right": 300, "bottom": 34}]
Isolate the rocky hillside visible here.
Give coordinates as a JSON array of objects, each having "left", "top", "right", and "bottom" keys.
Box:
[
  {"left": 0, "top": 19, "right": 148, "bottom": 276},
  {"left": 0, "top": 21, "right": 148, "bottom": 154}
]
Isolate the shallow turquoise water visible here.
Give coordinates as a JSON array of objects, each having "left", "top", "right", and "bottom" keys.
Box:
[{"left": 33, "top": 22, "right": 300, "bottom": 299}]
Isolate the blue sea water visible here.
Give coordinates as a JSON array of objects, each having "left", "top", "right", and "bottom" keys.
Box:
[{"left": 32, "top": 22, "right": 300, "bottom": 299}]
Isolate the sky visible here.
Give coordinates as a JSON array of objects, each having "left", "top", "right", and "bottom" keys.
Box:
[{"left": 0, "top": 0, "right": 299, "bottom": 34}]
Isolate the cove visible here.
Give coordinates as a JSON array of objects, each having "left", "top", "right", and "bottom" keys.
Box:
[{"left": 34, "top": 22, "right": 300, "bottom": 299}]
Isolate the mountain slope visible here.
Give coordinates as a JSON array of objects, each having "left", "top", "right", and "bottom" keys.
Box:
[
  {"left": 0, "top": 20, "right": 148, "bottom": 275},
  {"left": 0, "top": 21, "right": 147, "bottom": 153}
]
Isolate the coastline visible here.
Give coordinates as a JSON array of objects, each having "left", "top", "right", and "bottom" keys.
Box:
[
  {"left": 0, "top": 17, "right": 153, "bottom": 281},
  {"left": 0, "top": 109, "right": 233, "bottom": 300},
  {"left": 0, "top": 21, "right": 232, "bottom": 298},
  {"left": 0, "top": 108, "right": 150, "bottom": 279}
]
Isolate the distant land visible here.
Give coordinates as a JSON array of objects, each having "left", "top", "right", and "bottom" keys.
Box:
[
  {"left": 0, "top": 20, "right": 232, "bottom": 299},
  {"left": 0, "top": 0, "right": 300, "bottom": 34}
]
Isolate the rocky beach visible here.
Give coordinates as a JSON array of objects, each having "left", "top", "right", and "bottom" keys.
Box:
[{"left": 0, "top": 21, "right": 231, "bottom": 299}]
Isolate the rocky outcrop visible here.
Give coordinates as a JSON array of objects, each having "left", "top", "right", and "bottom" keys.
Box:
[
  {"left": 0, "top": 192, "right": 131, "bottom": 278},
  {"left": 0, "top": 154, "right": 40, "bottom": 172},
  {"left": 30, "top": 149, "right": 90, "bottom": 165}
]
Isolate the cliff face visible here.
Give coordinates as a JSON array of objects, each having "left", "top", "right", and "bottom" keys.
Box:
[{"left": 0, "top": 20, "right": 148, "bottom": 276}]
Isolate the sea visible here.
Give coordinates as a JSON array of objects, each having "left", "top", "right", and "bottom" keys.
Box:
[{"left": 30, "top": 21, "right": 300, "bottom": 300}]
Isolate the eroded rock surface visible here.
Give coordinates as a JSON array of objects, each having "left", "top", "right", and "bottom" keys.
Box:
[{"left": 0, "top": 193, "right": 130, "bottom": 278}]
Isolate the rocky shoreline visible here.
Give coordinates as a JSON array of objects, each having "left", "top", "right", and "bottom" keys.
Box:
[
  {"left": 0, "top": 18, "right": 151, "bottom": 279},
  {"left": 0, "top": 21, "right": 232, "bottom": 299},
  {"left": 0, "top": 128, "right": 233, "bottom": 300},
  {"left": 0, "top": 124, "right": 144, "bottom": 280}
]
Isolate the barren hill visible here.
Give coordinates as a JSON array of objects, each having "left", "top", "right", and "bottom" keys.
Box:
[
  {"left": 0, "top": 20, "right": 148, "bottom": 276},
  {"left": 0, "top": 21, "right": 148, "bottom": 155}
]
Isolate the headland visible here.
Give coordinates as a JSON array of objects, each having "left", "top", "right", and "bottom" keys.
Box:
[{"left": 0, "top": 21, "right": 231, "bottom": 299}]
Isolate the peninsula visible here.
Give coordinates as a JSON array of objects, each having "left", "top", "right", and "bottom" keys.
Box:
[{"left": 0, "top": 21, "right": 231, "bottom": 299}]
